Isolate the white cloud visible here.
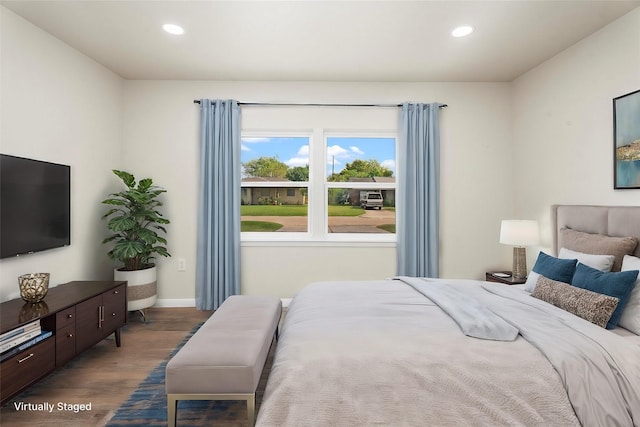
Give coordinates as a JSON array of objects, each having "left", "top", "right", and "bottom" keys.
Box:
[
  {"left": 282, "top": 146, "right": 310, "bottom": 167},
  {"left": 242, "top": 137, "right": 271, "bottom": 144},
  {"left": 327, "top": 145, "right": 349, "bottom": 158},
  {"left": 241, "top": 144, "right": 251, "bottom": 152},
  {"left": 381, "top": 159, "right": 396, "bottom": 171},
  {"left": 326, "top": 144, "right": 367, "bottom": 173},
  {"left": 286, "top": 157, "right": 309, "bottom": 167},
  {"left": 327, "top": 144, "right": 364, "bottom": 160}
]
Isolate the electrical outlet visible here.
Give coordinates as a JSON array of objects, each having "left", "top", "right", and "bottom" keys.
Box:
[{"left": 177, "top": 258, "right": 186, "bottom": 272}]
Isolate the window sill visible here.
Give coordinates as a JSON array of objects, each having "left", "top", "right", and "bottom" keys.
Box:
[{"left": 240, "top": 239, "right": 396, "bottom": 248}]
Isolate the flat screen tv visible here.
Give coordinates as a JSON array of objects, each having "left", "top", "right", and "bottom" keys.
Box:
[{"left": 0, "top": 154, "right": 71, "bottom": 258}]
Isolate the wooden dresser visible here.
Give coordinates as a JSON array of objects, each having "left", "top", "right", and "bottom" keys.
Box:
[{"left": 0, "top": 281, "right": 126, "bottom": 405}]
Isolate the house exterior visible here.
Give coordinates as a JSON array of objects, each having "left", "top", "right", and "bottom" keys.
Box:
[
  {"left": 241, "top": 177, "right": 306, "bottom": 205},
  {"left": 346, "top": 177, "right": 396, "bottom": 207}
]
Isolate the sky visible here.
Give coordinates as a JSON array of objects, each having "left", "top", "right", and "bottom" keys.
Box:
[{"left": 241, "top": 136, "right": 396, "bottom": 177}]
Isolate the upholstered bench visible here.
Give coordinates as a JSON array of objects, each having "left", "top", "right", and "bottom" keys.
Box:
[{"left": 165, "top": 295, "right": 282, "bottom": 427}]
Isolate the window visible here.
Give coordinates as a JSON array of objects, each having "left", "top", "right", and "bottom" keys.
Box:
[
  {"left": 240, "top": 105, "right": 398, "bottom": 242},
  {"left": 325, "top": 137, "right": 396, "bottom": 235}
]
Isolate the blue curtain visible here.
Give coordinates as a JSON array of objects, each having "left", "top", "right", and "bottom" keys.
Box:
[
  {"left": 397, "top": 103, "right": 443, "bottom": 277},
  {"left": 196, "top": 100, "right": 241, "bottom": 310}
]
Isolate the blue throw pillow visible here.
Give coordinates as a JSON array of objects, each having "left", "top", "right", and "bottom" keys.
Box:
[
  {"left": 571, "top": 263, "right": 639, "bottom": 329},
  {"left": 524, "top": 252, "right": 578, "bottom": 292}
]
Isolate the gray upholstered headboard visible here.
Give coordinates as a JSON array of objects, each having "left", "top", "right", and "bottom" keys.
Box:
[{"left": 551, "top": 205, "right": 640, "bottom": 258}]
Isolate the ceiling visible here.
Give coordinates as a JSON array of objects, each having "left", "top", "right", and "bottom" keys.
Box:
[{"left": 2, "top": 0, "right": 639, "bottom": 82}]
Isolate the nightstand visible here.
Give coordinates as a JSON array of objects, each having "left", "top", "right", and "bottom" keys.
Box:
[{"left": 485, "top": 271, "right": 527, "bottom": 285}]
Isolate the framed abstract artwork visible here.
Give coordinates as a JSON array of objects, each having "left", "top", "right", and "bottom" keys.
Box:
[{"left": 613, "top": 89, "right": 640, "bottom": 189}]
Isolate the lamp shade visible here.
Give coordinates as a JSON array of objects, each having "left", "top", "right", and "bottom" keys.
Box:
[{"left": 500, "top": 220, "right": 539, "bottom": 246}]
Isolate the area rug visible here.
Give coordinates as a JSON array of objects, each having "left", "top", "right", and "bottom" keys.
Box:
[{"left": 106, "top": 323, "right": 274, "bottom": 427}]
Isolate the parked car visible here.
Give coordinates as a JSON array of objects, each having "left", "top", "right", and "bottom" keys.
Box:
[{"left": 360, "top": 191, "right": 383, "bottom": 209}]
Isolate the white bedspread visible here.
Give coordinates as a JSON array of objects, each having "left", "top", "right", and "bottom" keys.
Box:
[{"left": 256, "top": 279, "right": 640, "bottom": 426}]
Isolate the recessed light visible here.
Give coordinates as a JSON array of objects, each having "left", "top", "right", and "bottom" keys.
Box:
[
  {"left": 451, "top": 25, "right": 474, "bottom": 38},
  {"left": 162, "top": 24, "right": 184, "bottom": 35}
]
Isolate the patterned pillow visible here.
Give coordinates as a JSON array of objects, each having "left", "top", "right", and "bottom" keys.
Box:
[
  {"left": 559, "top": 228, "right": 638, "bottom": 272},
  {"left": 532, "top": 276, "right": 619, "bottom": 328}
]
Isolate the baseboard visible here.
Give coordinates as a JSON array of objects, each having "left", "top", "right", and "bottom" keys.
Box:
[{"left": 154, "top": 298, "right": 196, "bottom": 307}]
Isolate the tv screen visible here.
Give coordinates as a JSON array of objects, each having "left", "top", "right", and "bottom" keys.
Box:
[{"left": 0, "top": 154, "right": 71, "bottom": 258}]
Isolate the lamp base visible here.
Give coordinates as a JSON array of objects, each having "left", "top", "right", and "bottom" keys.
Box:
[{"left": 512, "top": 247, "right": 527, "bottom": 279}]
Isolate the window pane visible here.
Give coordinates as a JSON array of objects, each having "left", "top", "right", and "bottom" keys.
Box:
[
  {"left": 327, "top": 188, "right": 395, "bottom": 234},
  {"left": 241, "top": 186, "right": 308, "bottom": 232},
  {"left": 326, "top": 137, "right": 395, "bottom": 181},
  {"left": 242, "top": 136, "right": 309, "bottom": 181},
  {"left": 241, "top": 136, "right": 310, "bottom": 233}
]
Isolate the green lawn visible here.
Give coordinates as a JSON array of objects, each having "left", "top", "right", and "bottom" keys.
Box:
[
  {"left": 241, "top": 205, "right": 307, "bottom": 216},
  {"left": 377, "top": 224, "right": 396, "bottom": 233},
  {"left": 241, "top": 220, "right": 283, "bottom": 232},
  {"left": 241, "top": 204, "right": 366, "bottom": 217}
]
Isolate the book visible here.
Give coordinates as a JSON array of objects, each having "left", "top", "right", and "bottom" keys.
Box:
[
  {"left": 0, "top": 320, "right": 40, "bottom": 343},
  {"left": 0, "top": 331, "right": 52, "bottom": 362},
  {"left": 0, "top": 327, "right": 42, "bottom": 353}
]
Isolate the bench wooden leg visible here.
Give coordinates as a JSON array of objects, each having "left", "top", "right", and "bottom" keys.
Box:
[
  {"left": 247, "top": 393, "right": 256, "bottom": 425},
  {"left": 167, "top": 395, "right": 178, "bottom": 427},
  {"left": 165, "top": 393, "right": 255, "bottom": 426}
]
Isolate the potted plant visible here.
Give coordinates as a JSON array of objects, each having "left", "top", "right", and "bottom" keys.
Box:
[{"left": 102, "top": 170, "right": 170, "bottom": 316}]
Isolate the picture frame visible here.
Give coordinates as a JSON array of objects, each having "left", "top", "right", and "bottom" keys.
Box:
[{"left": 613, "top": 89, "right": 640, "bottom": 189}]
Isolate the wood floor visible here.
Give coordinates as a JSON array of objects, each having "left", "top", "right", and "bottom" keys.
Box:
[{"left": 0, "top": 307, "right": 212, "bottom": 427}]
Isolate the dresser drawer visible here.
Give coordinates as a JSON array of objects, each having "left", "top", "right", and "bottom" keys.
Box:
[
  {"left": 55, "top": 324, "right": 76, "bottom": 366},
  {"left": 103, "top": 284, "right": 126, "bottom": 333},
  {"left": 56, "top": 306, "right": 76, "bottom": 330},
  {"left": 1, "top": 337, "right": 55, "bottom": 401}
]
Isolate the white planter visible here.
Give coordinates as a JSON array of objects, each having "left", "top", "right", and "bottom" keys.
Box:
[{"left": 114, "top": 266, "right": 157, "bottom": 312}]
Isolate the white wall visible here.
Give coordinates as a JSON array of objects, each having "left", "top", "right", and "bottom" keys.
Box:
[
  {"left": 8, "top": 4, "right": 636, "bottom": 305},
  {"left": 0, "top": 7, "right": 124, "bottom": 301},
  {"left": 123, "top": 81, "right": 514, "bottom": 302},
  {"left": 512, "top": 7, "right": 640, "bottom": 260}
]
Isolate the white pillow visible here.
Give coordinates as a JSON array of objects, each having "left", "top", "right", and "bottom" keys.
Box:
[
  {"left": 524, "top": 271, "right": 540, "bottom": 293},
  {"left": 558, "top": 247, "right": 615, "bottom": 272},
  {"left": 619, "top": 255, "right": 640, "bottom": 335}
]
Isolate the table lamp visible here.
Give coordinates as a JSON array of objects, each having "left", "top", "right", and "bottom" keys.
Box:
[{"left": 499, "top": 220, "right": 540, "bottom": 279}]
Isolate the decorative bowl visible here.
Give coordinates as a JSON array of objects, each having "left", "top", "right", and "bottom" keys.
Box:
[{"left": 18, "top": 273, "right": 50, "bottom": 303}]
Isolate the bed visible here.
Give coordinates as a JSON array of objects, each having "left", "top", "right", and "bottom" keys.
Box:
[{"left": 256, "top": 205, "right": 640, "bottom": 427}]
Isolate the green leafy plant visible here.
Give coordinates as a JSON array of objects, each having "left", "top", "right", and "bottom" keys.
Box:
[{"left": 102, "top": 170, "right": 171, "bottom": 271}]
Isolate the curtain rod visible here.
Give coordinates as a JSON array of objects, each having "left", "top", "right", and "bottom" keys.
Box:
[{"left": 193, "top": 100, "right": 447, "bottom": 108}]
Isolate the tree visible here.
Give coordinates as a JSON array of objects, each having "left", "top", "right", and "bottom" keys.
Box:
[
  {"left": 286, "top": 165, "right": 309, "bottom": 181},
  {"left": 243, "top": 156, "right": 288, "bottom": 178},
  {"left": 329, "top": 159, "right": 393, "bottom": 182}
]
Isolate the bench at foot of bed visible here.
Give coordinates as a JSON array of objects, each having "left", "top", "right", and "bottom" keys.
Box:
[{"left": 165, "top": 295, "right": 282, "bottom": 426}]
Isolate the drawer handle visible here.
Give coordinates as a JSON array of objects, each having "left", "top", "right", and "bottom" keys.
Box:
[
  {"left": 67, "top": 314, "right": 73, "bottom": 318},
  {"left": 112, "top": 313, "right": 117, "bottom": 317},
  {"left": 99, "top": 306, "right": 104, "bottom": 328},
  {"left": 18, "top": 353, "right": 34, "bottom": 364},
  {"left": 67, "top": 333, "right": 74, "bottom": 338},
  {"left": 114, "top": 290, "right": 119, "bottom": 294}
]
